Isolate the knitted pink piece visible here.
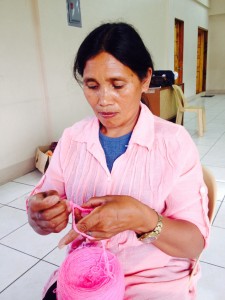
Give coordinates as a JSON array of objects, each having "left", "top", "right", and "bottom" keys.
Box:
[{"left": 56, "top": 204, "right": 125, "bottom": 300}]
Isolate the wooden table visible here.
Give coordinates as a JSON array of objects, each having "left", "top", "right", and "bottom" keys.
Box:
[{"left": 141, "top": 84, "right": 184, "bottom": 123}]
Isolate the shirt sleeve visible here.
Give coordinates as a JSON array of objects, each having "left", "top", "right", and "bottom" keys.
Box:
[{"left": 163, "top": 126, "right": 210, "bottom": 247}]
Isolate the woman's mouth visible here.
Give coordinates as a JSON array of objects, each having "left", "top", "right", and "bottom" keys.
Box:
[{"left": 99, "top": 112, "right": 117, "bottom": 119}]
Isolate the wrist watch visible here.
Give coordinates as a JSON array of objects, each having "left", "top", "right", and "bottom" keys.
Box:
[{"left": 138, "top": 212, "right": 163, "bottom": 243}]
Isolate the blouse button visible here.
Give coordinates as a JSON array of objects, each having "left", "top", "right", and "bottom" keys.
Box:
[{"left": 200, "top": 186, "right": 206, "bottom": 195}]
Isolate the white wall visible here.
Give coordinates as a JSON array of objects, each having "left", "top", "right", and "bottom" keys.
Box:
[
  {"left": 37, "top": 0, "right": 169, "bottom": 141},
  {"left": 0, "top": 0, "right": 50, "bottom": 182},
  {"left": 195, "top": 0, "right": 210, "bottom": 8},
  {"left": 0, "top": 0, "right": 210, "bottom": 184},
  {"left": 166, "top": 0, "right": 208, "bottom": 96},
  {"left": 209, "top": 0, "right": 225, "bottom": 14},
  {"left": 207, "top": 0, "right": 225, "bottom": 92}
]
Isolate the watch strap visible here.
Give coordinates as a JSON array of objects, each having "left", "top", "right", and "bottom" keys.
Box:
[{"left": 138, "top": 212, "right": 163, "bottom": 242}]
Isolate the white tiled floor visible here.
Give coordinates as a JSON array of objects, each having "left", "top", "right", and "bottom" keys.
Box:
[{"left": 0, "top": 94, "right": 225, "bottom": 299}]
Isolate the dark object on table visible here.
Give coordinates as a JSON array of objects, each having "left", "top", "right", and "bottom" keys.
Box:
[
  {"left": 201, "top": 95, "right": 215, "bottom": 98},
  {"left": 150, "top": 70, "right": 175, "bottom": 88},
  {"left": 49, "top": 142, "right": 58, "bottom": 152}
]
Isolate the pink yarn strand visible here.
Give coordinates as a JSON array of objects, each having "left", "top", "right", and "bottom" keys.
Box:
[
  {"left": 56, "top": 202, "right": 125, "bottom": 300},
  {"left": 70, "top": 202, "right": 95, "bottom": 240}
]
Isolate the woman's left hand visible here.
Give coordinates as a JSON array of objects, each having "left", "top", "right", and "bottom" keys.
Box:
[{"left": 58, "top": 195, "right": 157, "bottom": 248}]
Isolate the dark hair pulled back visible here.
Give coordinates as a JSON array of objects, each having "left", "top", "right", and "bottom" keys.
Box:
[{"left": 73, "top": 22, "right": 154, "bottom": 83}]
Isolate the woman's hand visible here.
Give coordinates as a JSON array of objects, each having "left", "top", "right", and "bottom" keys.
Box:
[
  {"left": 27, "top": 190, "right": 71, "bottom": 235},
  {"left": 57, "top": 195, "right": 204, "bottom": 258},
  {"left": 58, "top": 195, "right": 157, "bottom": 248}
]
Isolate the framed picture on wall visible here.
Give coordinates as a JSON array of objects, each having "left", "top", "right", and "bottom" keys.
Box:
[{"left": 66, "top": 0, "right": 82, "bottom": 27}]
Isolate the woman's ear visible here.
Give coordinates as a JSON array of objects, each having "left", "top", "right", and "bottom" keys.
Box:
[{"left": 141, "top": 68, "right": 152, "bottom": 93}]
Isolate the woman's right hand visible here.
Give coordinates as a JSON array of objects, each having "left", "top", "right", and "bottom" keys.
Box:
[{"left": 27, "top": 190, "right": 71, "bottom": 235}]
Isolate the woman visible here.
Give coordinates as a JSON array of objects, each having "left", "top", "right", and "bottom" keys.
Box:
[{"left": 27, "top": 22, "right": 209, "bottom": 299}]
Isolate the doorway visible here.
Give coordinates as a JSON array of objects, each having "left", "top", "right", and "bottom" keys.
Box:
[
  {"left": 196, "top": 28, "right": 208, "bottom": 94},
  {"left": 174, "top": 19, "right": 184, "bottom": 85}
]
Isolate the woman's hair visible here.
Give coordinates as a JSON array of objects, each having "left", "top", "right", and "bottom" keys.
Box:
[{"left": 73, "top": 22, "right": 154, "bottom": 83}]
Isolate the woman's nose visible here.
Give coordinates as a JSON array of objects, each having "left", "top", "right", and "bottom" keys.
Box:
[{"left": 98, "top": 87, "right": 113, "bottom": 106}]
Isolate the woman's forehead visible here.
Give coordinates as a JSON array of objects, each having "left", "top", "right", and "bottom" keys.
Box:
[{"left": 83, "top": 52, "right": 135, "bottom": 80}]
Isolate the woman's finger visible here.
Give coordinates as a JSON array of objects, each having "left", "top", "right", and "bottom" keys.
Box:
[
  {"left": 40, "top": 201, "right": 68, "bottom": 221},
  {"left": 36, "top": 210, "right": 69, "bottom": 232},
  {"left": 58, "top": 229, "right": 79, "bottom": 249},
  {"left": 82, "top": 196, "right": 109, "bottom": 208},
  {"left": 74, "top": 207, "right": 82, "bottom": 222},
  {"left": 85, "top": 231, "right": 114, "bottom": 240},
  {"left": 58, "top": 208, "right": 101, "bottom": 248},
  {"left": 28, "top": 194, "right": 60, "bottom": 212}
]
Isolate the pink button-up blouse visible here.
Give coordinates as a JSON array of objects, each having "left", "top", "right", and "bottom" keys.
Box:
[{"left": 32, "top": 103, "right": 210, "bottom": 300}]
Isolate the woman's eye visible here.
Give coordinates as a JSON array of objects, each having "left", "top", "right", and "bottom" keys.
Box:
[
  {"left": 113, "top": 84, "right": 124, "bottom": 89},
  {"left": 87, "top": 85, "right": 98, "bottom": 89}
]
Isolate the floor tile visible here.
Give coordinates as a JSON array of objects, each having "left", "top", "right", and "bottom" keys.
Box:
[
  {"left": 211, "top": 201, "right": 222, "bottom": 225},
  {"left": 1, "top": 223, "right": 71, "bottom": 259},
  {"left": 0, "top": 244, "right": 38, "bottom": 292},
  {"left": 185, "top": 128, "right": 197, "bottom": 136},
  {"left": 183, "top": 112, "right": 196, "bottom": 122},
  {"left": 192, "top": 130, "right": 223, "bottom": 140},
  {"left": 197, "top": 262, "right": 225, "bottom": 300},
  {"left": 0, "top": 206, "right": 27, "bottom": 239},
  {"left": 213, "top": 202, "right": 225, "bottom": 229},
  {"left": 13, "top": 170, "right": 42, "bottom": 186},
  {"left": 192, "top": 136, "right": 219, "bottom": 147},
  {"left": 43, "top": 246, "right": 68, "bottom": 266},
  {"left": 206, "top": 123, "right": 225, "bottom": 133},
  {"left": 7, "top": 192, "right": 30, "bottom": 211},
  {"left": 200, "top": 226, "right": 225, "bottom": 268},
  {"left": 0, "top": 260, "right": 56, "bottom": 300},
  {"left": 0, "top": 182, "right": 33, "bottom": 205},
  {"left": 213, "top": 114, "right": 225, "bottom": 122},
  {"left": 201, "top": 139, "right": 225, "bottom": 167},
  {"left": 196, "top": 145, "right": 212, "bottom": 159},
  {"left": 215, "top": 181, "right": 225, "bottom": 201}
]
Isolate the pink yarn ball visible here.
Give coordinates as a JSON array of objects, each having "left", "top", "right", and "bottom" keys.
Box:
[{"left": 57, "top": 246, "right": 125, "bottom": 300}]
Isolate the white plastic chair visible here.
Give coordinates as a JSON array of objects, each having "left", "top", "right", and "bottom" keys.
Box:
[
  {"left": 189, "top": 165, "right": 217, "bottom": 285},
  {"left": 172, "top": 84, "right": 206, "bottom": 136}
]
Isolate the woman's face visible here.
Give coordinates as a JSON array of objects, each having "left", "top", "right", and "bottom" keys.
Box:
[{"left": 83, "top": 52, "right": 151, "bottom": 137}]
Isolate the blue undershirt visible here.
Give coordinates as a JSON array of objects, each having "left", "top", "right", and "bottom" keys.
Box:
[{"left": 99, "top": 130, "right": 132, "bottom": 172}]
